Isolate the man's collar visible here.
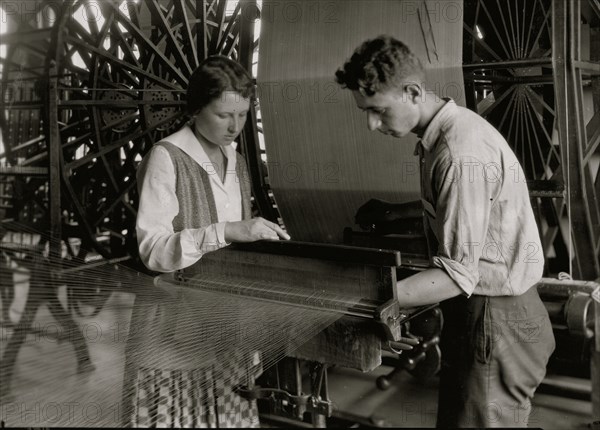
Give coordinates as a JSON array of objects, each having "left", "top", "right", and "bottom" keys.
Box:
[{"left": 418, "top": 98, "right": 455, "bottom": 152}]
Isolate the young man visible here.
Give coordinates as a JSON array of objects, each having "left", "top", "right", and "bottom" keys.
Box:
[{"left": 335, "top": 36, "right": 555, "bottom": 428}]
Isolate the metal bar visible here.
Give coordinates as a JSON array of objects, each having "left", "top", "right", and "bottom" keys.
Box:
[
  {"left": 0, "top": 166, "right": 48, "bottom": 176},
  {"left": 592, "top": 285, "right": 600, "bottom": 421},
  {"left": 0, "top": 101, "right": 44, "bottom": 109},
  {"left": 463, "top": 22, "right": 503, "bottom": 62},
  {"left": 159, "top": 274, "right": 378, "bottom": 319},
  {"left": 464, "top": 74, "right": 554, "bottom": 85},
  {"left": 519, "top": 0, "right": 527, "bottom": 58},
  {"left": 523, "top": 88, "right": 558, "bottom": 164},
  {"left": 537, "top": 378, "right": 591, "bottom": 401},
  {"left": 495, "top": 0, "right": 516, "bottom": 58},
  {"left": 478, "top": 0, "right": 512, "bottom": 59},
  {"left": 584, "top": 109, "right": 600, "bottom": 165},
  {"left": 463, "top": 57, "right": 553, "bottom": 70},
  {"left": 63, "top": 34, "right": 181, "bottom": 90},
  {"left": 57, "top": 100, "right": 185, "bottom": 107},
  {"left": 0, "top": 29, "right": 52, "bottom": 45},
  {"left": 92, "top": 180, "right": 136, "bottom": 228},
  {"left": 589, "top": 0, "right": 600, "bottom": 17},
  {"left": 57, "top": 255, "right": 131, "bottom": 275},
  {"left": 199, "top": 0, "right": 207, "bottom": 60},
  {"left": 174, "top": 0, "right": 198, "bottom": 66},
  {"left": 524, "top": 0, "right": 538, "bottom": 56},
  {"left": 48, "top": 71, "right": 62, "bottom": 264},
  {"left": 65, "top": 110, "right": 184, "bottom": 171},
  {"left": 524, "top": 85, "right": 556, "bottom": 116},
  {"left": 106, "top": 2, "right": 189, "bottom": 86},
  {"left": 505, "top": 88, "right": 519, "bottom": 148},
  {"left": 218, "top": 7, "right": 240, "bottom": 58},
  {"left": 573, "top": 60, "right": 600, "bottom": 74},
  {"left": 523, "top": 94, "right": 539, "bottom": 179},
  {"left": 0, "top": 136, "right": 45, "bottom": 159},
  {"left": 527, "top": 180, "right": 565, "bottom": 198},
  {"left": 237, "top": 0, "right": 280, "bottom": 223},
  {"left": 212, "top": 0, "right": 229, "bottom": 54},
  {"left": 224, "top": 240, "right": 402, "bottom": 267},
  {"left": 479, "top": 85, "right": 516, "bottom": 117},
  {"left": 109, "top": 17, "right": 143, "bottom": 70},
  {"left": 528, "top": 0, "right": 552, "bottom": 59},
  {"left": 505, "top": 0, "right": 519, "bottom": 58},
  {"left": 147, "top": 0, "right": 194, "bottom": 75},
  {"left": 537, "top": 278, "right": 600, "bottom": 298}
]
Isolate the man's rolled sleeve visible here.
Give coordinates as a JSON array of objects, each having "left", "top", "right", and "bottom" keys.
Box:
[
  {"left": 431, "top": 153, "right": 499, "bottom": 297},
  {"left": 433, "top": 256, "right": 479, "bottom": 297}
]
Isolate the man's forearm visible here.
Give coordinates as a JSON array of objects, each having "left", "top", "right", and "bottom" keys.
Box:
[{"left": 396, "top": 268, "right": 463, "bottom": 307}]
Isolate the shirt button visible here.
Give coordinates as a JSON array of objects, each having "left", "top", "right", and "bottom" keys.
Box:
[{"left": 225, "top": 203, "right": 230, "bottom": 208}]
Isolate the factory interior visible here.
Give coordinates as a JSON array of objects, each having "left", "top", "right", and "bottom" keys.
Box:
[{"left": 0, "top": 0, "right": 599, "bottom": 428}]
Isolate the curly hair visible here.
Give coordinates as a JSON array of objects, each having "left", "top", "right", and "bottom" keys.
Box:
[
  {"left": 186, "top": 55, "right": 255, "bottom": 116},
  {"left": 335, "top": 36, "right": 424, "bottom": 96}
]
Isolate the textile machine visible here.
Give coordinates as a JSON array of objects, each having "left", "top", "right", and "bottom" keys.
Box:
[
  {"left": 1, "top": 0, "right": 599, "bottom": 427},
  {"left": 155, "top": 239, "right": 443, "bottom": 427},
  {"left": 345, "top": 199, "right": 600, "bottom": 415}
]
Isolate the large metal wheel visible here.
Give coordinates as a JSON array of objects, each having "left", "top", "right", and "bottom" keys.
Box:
[
  {"left": 2, "top": 0, "right": 276, "bottom": 264},
  {"left": 463, "top": 0, "right": 600, "bottom": 278},
  {"left": 49, "top": 0, "right": 264, "bottom": 261}
]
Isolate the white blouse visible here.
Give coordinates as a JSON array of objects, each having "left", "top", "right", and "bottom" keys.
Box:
[{"left": 136, "top": 126, "right": 243, "bottom": 272}]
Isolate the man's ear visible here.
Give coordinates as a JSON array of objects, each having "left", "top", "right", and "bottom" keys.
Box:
[{"left": 404, "top": 83, "right": 422, "bottom": 102}]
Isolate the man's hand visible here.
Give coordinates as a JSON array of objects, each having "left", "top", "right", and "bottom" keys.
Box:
[{"left": 224, "top": 217, "right": 291, "bottom": 242}]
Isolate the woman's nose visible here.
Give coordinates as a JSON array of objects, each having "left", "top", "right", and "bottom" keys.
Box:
[{"left": 230, "top": 120, "right": 240, "bottom": 134}]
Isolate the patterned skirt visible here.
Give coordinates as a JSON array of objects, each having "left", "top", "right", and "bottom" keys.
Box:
[{"left": 128, "top": 352, "right": 262, "bottom": 428}]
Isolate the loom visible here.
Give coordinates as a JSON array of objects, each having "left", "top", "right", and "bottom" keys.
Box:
[
  {"left": 1, "top": 0, "right": 599, "bottom": 427},
  {"left": 153, "top": 239, "right": 441, "bottom": 425}
]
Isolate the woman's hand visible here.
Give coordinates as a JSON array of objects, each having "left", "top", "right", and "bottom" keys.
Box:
[{"left": 224, "top": 217, "right": 291, "bottom": 242}]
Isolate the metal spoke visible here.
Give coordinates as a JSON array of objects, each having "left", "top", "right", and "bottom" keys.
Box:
[
  {"left": 523, "top": 89, "right": 559, "bottom": 166},
  {"left": 524, "top": 85, "right": 555, "bottom": 116},
  {"left": 480, "top": 85, "right": 516, "bottom": 117},
  {"left": 524, "top": 0, "right": 538, "bottom": 57},
  {"left": 64, "top": 35, "right": 180, "bottom": 90},
  {"left": 498, "top": 88, "right": 519, "bottom": 135},
  {"left": 506, "top": 0, "right": 520, "bottom": 58},
  {"left": 519, "top": 0, "right": 528, "bottom": 58},
  {"left": 464, "top": 23, "right": 503, "bottom": 62},
  {"left": 523, "top": 92, "right": 548, "bottom": 178},
  {"left": 174, "top": 0, "right": 199, "bottom": 66},
  {"left": 147, "top": 0, "right": 194, "bottom": 75},
  {"left": 65, "top": 110, "right": 184, "bottom": 171},
  {"left": 527, "top": 0, "right": 551, "bottom": 58},
  {"left": 92, "top": 180, "right": 137, "bottom": 228},
  {"left": 521, "top": 93, "right": 538, "bottom": 178},
  {"left": 495, "top": 0, "right": 517, "bottom": 58}
]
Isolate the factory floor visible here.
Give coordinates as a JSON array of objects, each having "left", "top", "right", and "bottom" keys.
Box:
[{"left": 0, "top": 274, "right": 595, "bottom": 428}]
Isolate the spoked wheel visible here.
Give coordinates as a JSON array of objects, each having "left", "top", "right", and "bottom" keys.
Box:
[
  {"left": 45, "top": 0, "right": 264, "bottom": 261},
  {"left": 463, "top": 0, "right": 556, "bottom": 180},
  {"left": 463, "top": 0, "right": 600, "bottom": 277},
  {"left": 2, "top": 0, "right": 269, "bottom": 322},
  {"left": 463, "top": 0, "right": 568, "bottom": 271}
]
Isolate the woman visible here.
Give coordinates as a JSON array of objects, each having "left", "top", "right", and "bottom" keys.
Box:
[
  {"left": 137, "top": 55, "right": 289, "bottom": 273},
  {"left": 124, "top": 56, "right": 290, "bottom": 428}
]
